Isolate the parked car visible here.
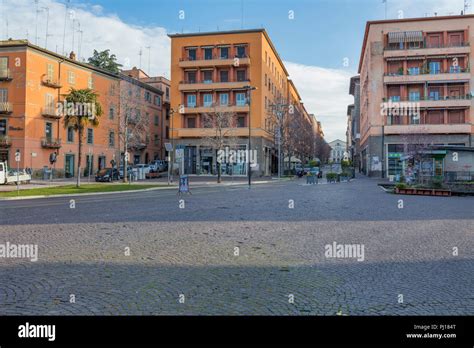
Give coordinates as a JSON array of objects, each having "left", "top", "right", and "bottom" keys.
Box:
[
  {"left": 95, "top": 168, "right": 119, "bottom": 182},
  {"left": 119, "top": 165, "right": 133, "bottom": 179},
  {"left": 150, "top": 160, "right": 168, "bottom": 172},
  {"left": 134, "top": 164, "right": 151, "bottom": 175}
]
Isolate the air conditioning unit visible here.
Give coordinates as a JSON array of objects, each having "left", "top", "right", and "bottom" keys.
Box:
[{"left": 355, "top": 133, "right": 361, "bottom": 139}]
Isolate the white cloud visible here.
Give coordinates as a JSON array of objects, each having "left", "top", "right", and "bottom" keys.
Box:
[
  {"left": 285, "top": 62, "right": 355, "bottom": 142},
  {"left": 0, "top": 0, "right": 171, "bottom": 78}
]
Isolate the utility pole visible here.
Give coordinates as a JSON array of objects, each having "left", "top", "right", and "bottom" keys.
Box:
[{"left": 244, "top": 85, "right": 257, "bottom": 188}]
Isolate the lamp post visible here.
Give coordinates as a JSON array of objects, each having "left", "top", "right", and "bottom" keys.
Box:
[
  {"left": 243, "top": 86, "right": 257, "bottom": 188},
  {"left": 169, "top": 108, "right": 176, "bottom": 183}
]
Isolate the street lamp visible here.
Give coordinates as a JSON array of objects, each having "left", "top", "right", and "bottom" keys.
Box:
[{"left": 243, "top": 85, "right": 257, "bottom": 188}]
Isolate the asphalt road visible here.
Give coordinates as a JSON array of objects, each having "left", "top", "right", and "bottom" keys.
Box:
[{"left": 0, "top": 177, "right": 473, "bottom": 315}]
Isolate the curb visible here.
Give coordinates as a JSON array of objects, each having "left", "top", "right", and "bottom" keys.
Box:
[{"left": 0, "top": 180, "right": 279, "bottom": 201}]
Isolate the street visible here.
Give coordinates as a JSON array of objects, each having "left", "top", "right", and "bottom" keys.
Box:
[{"left": 0, "top": 177, "right": 473, "bottom": 315}]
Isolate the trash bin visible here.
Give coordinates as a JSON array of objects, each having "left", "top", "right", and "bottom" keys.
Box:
[{"left": 43, "top": 166, "right": 51, "bottom": 180}]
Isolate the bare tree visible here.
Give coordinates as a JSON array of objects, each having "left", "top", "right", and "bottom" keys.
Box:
[
  {"left": 118, "top": 79, "right": 151, "bottom": 182},
  {"left": 201, "top": 108, "right": 238, "bottom": 183}
]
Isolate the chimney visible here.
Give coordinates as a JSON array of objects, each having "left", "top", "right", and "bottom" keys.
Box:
[{"left": 69, "top": 51, "right": 76, "bottom": 60}]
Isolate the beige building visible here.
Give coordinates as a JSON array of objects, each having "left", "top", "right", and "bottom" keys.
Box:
[{"left": 358, "top": 15, "right": 474, "bottom": 177}]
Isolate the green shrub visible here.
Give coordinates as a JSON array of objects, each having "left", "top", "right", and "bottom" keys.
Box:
[
  {"left": 326, "top": 172, "right": 337, "bottom": 181},
  {"left": 395, "top": 183, "right": 407, "bottom": 189}
]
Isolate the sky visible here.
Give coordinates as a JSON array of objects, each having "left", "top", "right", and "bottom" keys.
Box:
[{"left": 0, "top": 0, "right": 470, "bottom": 141}]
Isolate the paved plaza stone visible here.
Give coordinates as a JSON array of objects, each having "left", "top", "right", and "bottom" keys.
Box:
[{"left": 0, "top": 177, "right": 473, "bottom": 315}]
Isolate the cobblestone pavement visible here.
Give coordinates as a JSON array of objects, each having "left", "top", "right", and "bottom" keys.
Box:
[{"left": 0, "top": 177, "right": 473, "bottom": 315}]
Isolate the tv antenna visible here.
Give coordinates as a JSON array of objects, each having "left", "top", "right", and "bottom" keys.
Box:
[
  {"left": 62, "top": 0, "right": 71, "bottom": 55},
  {"left": 146, "top": 46, "right": 151, "bottom": 75},
  {"left": 42, "top": 6, "right": 50, "bottom": 49},
  {"left": 139, "top": 48, "right": 143, "bottom": 69},
  {"left": 464, "top": 0, "right": 471, "bottom": 14},
  {"left": 34, "top": 0, "right": 39, "bottom": 44}
]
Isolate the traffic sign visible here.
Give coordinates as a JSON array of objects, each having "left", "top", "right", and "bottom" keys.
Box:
[
  {"left": 165, "top": 142, "right": 173, "bottom": 152},
  {"left": 15, "top": 150, "right": 20, "bottom": 162}
]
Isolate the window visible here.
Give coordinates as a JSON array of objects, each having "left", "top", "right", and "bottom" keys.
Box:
[
  {"left": 165, "top": 87, "right": 169, "bottom": 99},
  {"left": 219, "top": 93, "right": 229, "bottom": 106},
  {"left": 203, "top": 70, "right": 213, "bottom": 83},
  {"left": 408, "top": 67, "right": 419, "bottom": 75},
  {"left": 47, "top": 63, "right": 54, "bottom": 80},
  {"left": 450, "top": 65, "right": 461, "bottom": 73},
  {"left": 109, "top": 106, "right": 115, "bottom": 120},
  {"left": 45, "top": 122, "right": 53, "bottom": 140},
  {"left": 409, "top": 111, "right": 420, "bottom": 125},
  {"left": 187, "top": 94, "right": 196, "bottom": 107},
  {"left": 237, "top": 115, "right": 246, "bottom": 127},
  {"left": 448, "top": 110, "right": 464, "bottom": 124},
  {"left": 154, "top": 115, "right": 159, "bottom": 126},
  {"left": 429, "top": 61, "right": 441, "bottom": 74},
  {"left": 187, "top": 117, "right": 196, "bottom": 128},
  {"left": 88, "top": 76, "right": 94, "bottom": 89},
  {"left": 429, "top": 89, "right": 440, "bottom": 101},
  {"left": 155, "top": 95, "right": 162, "bottom": 106},
  {"left": 188, "top": 48, "right": 196, "bottom": 61},
  {"left": 87, "top": 128, "right": 94, "bottom": 144},
  {"left": 220, "top": 70, "right": 229, "bottom": 82},
  {"left": 166, "top": 126, "right": 169, "bottom": 138},
  {"left": 109, "top": 131, "right": 115, "bottom": 147},
  {"left": 154, "top": 134, "right": 159, "bottom": 145},
  {"left": 389, "top": 95, "right": 400, "bottom": 102},
  {"left": 236, "top": 92, "right": 246, "bottom": 106},
  {"left": 0, "top": 119, "right": 7, "bottom": 136},
  {"left": 45, "top": 93, "right": 55, "bottom": 114},
  {"left": 67, "top": 126, "right": 74, "bottom": 142},
  {"left": 0, "top": 57, "right": 8, "bottom": 75},
  {"left": 145, "top": 91, "right": 151, "bottom": 102},
  {"left": 236, "top": 46, "right": 246, "bottom": 58},
  {"left": 220, "top": 47, "right": 229, "bottom": 59},
  {"left": 204, "top": 48, "right": 213, "bottom": 60},
  {"left": 409, "top": 91, "right": 420, "bottom": 101},
  {"left": 68, "top": 71, "right": 75, "bottom": 84},
  {"left": 265, "top": 74, "right": 267, "bottom": 86},
  {"left": 203, "top": 94, "right": 213, "bottom": 107},
  {"left": 236, "top": 70, "right": 246, "bottom": 82},
  {"left": 187, "top": 71, "right": 197, "bottom": 83}
]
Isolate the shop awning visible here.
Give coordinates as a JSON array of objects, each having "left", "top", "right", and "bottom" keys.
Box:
[{"left": 405, "top": 31, "right": 423, "bottom": 42}]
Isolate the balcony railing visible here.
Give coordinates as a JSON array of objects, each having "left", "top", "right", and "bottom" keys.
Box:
[
  {"left": 383, "top": 94, "right": 472, "bottom": 102},
  {"left": 0, "top": 102, "right": 12, "bottom": 114},
  {"left": 384, "top": 67, "right": 470, "bottom": 76},
  {"left": 385, "top": 41, "right": 470, "bottom": 51},
  {"left": 180, "top": 79, "right": 249, "bottom": 84},
  {"left": 41, "top": 77, "right": 62, "bottom": 88},
  {"left": 0, "top": 135, "right": 11, "bottom": 147},
  {"left": 184, "top": 101, "right": 250, "bottom": 109},
  {"left": 180, "top": 54, "right": 250, "bottom": 62},
  {"left": 0, "top": 69, "right": 12, "bottom": 81},
  {"left": 41, "top": 137, "right": 62, "bottom": 149},
  {"left": 42, "top": 107, "right": 62, "bottom": 119}
]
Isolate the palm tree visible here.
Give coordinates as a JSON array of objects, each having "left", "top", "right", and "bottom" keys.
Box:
[{"left": 63, "top": 88, "right": 103, "bottom": 187}]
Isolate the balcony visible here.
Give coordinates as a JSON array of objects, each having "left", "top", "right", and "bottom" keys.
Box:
[
  {"left": 384, "top": 123, "right": 471, "bottom": 135},
  {"left": 41, "top": 77, "right": 62, "bottom": 89},
  {"left": 41, "top": 137, "right": 62, "bottom": 149},
  {"left": 0, "top": 69, "right": 12, "bottom": 81},
  {"left": 384, "top": 68, "right": 470, "bottom": 84},
  {"left": 179, "top": 55, "right": 250, "bottom": 68},
  {"left": 384, "top": 42, "right": 470, "bottom": 58},
  {"left": 0, "top": 102, "right": 12, "bottom": 115},
  {"left": 179, "top": 79, "right": 251, "bottom": 91},
  {"left": 0, "top": 135, "right": 11, "bottom": 148},
  {"left": 41, "top": 107, "right": 62, "bottom": 119},
  {"left": 175, "top": 127, "right": 250, "bottom": 138},
  {"left": 383, "top": 95, "right": 472, "bottom": 108},
  {"left": 182, "top": 102, "right": 250, "bottom": 114}
]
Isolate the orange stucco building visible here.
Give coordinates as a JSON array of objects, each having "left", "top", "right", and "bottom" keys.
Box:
[
  {"left": 0, "top": 40, "right": 167, "bottom": 177},
  {"left": 168, "top": 29, "right": 319, "bottom": 176},
  {"left": 358, "top": 15, "right": 474, "bottom": 177}
]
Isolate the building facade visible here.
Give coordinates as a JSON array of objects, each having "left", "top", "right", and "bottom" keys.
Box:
[
  {"left": 348, "top": 75, "right": 361, "bottom": 171},
  {"left": 168, "top": 29, "right": 318, "bottom": 177},
  {"left": 0, "top": 39, "right": 169, "bottom": 178},
  {"left": 121, "top": 68, "right": 165, "bottom": 164},
  {"left": 358, "top": 15, "right": 474, "bottom": 177},
  {"left": 328, "top": 139, "right": 348, "bottom": 163},
  {"left": 0, "top": 39, "right": 120, "bottom": 177}
]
